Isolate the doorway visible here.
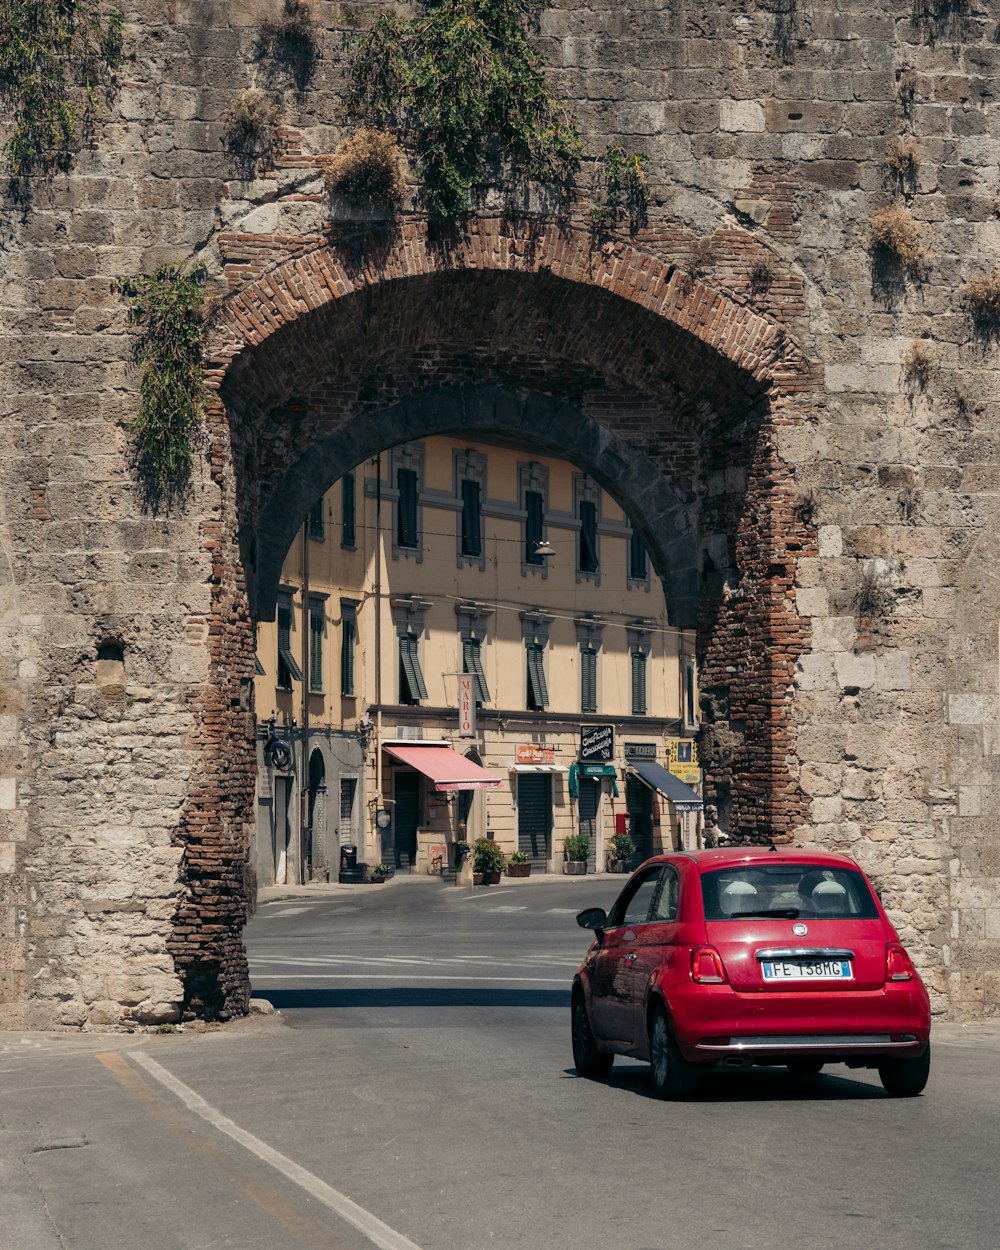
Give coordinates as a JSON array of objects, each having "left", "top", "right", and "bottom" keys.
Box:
[
  {"left": 393, "top": 771, "right": 420, "bottom": 870},
  {"left": 517, "top": 772, "right": 552, "bottom": 871}
]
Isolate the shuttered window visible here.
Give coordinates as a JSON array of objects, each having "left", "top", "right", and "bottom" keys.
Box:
[
  {"left": 580, "top": 646, "right": 598, "bottom": 714},
  {"left": 277, "top": 595, "right": 302, "bottom": 688},
  {"left": 308, "top": 497, "right": 325, "bottom": 540},
  {"left": 631, "top": 649, "right": 647, "bottom": 715},
  {"left": 460, "top": 479, "right": 482, "bottom": 557},
  {"left": 578, "top": 500, "right": 598, "bottom": 573},
  {"left": 629, "top": 529, "right": 647, "bottom": 580},
  {"left": 341, "top": 471, "right": 356, "bottom": 548},
  {"left": 524, "top": 490, "right": 544, "bottom": 564},
  {"left": 397, "top": 468, "right": 418, "bottom": 548},
  {"left": 526, "top": 643, "right": 548, "bottom": 710},
  {"left": 341, "top": 606, "right": 356, "bottom": 696},
  {"left": 399, "top": 633, "right": 428, "bottom": 704},
  {"left": 308, "top": 598, "right": 324, "bottom": 693},
  {"left": 463, "top": 636, "right": 490, "bottom": 704}
]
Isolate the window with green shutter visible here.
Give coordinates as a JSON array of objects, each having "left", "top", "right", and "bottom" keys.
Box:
[
  {"left": 341, "top": 607, "right": 356, "bottom": 696},
  {"left": 397, "top": 467, "right": 418, "bottom": 549},
  {"left": 277, "top": 594, "right": 302, "bottom": 689},
  {"left": 462, "top": 636, "right": 490, "bottom": 705},
  {"left": 341, "top": 471, "right": 356, "bottom": 548},
  {"left": 526, "top": 643, "right": 548, "bottom": 710},
  {"left": 399, "top": 633, "right": 427, "bottom": 704},
  {"left": 580, "top": 646, "right": 597, "bottom": 713},
  {"left": 629, "top": 529, "right": 647, "bottom": 581},
  {"left": 308, "top": 599, "right": 324, "bottom": 693},
  {"left": 631, "top": 649, "right": 647, "bottom": 715},
  {"left": 578, "top": 500, "right": 598, "bottom": 574},
  {"left": 524, "top": 490, "right": 544, "bottom": 565},
  {"left": 460, "top": 479, "right": 482, "bottom": 557}
]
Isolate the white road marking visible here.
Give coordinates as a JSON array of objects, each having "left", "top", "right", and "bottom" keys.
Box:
[
  {"left": 255, "top": 906, "right": 311, "bottom": 918},
  {"left": 128, "top": 1052, "right": 424, "bottom": 1250},
  {"left": 488, "top": 905, "right": 527, "bottom": 912}
]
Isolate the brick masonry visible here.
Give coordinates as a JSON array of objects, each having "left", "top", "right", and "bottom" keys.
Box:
[{"left": 2, "top": 1, "right": 1000, "bottom": 1023}]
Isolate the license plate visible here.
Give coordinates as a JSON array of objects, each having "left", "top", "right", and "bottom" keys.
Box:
[{"left": 761, "top": 958, "right": 852, "bottom": 981}]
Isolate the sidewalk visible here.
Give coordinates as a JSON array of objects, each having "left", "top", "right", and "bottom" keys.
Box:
[{"left": 256, "top": 868, "right": 622, "bottom": 906}]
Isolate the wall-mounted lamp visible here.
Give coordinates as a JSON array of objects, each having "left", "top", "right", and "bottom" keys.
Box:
[{"left": 532, "top": 540, "right": 556, "bottom": 558}]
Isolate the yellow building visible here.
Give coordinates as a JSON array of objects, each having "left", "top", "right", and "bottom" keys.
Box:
[{"left": 253, "top": 436, "right": 702, "bottom": 885}]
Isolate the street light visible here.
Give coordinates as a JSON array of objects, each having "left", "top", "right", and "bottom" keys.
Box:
[{"left": 532, "top": 539, "right": 556, "bottom": 557}]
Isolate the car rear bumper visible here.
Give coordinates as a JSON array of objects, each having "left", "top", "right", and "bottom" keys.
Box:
[{"left": 667, "top": 981, "right": 931, "bottom": 1063}]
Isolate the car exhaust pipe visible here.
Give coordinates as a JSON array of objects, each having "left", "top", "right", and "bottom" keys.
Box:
[{"left": 724, "top": 1056, "right": 750, "bottom": 1068}]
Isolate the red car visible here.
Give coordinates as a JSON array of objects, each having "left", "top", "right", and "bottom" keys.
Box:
[{"left": 571, "top": 847, "right": 931, "bottom": 1099}]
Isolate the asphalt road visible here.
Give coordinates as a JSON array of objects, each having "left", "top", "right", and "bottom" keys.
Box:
[{"left": 3, "top": 873, "right": 999, "bottom": 1250}]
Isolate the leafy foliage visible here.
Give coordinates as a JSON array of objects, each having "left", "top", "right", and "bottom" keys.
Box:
[
  {"left": 563, "top": 833, "right": 589, "bottom": 862},
  {"left": 256, "top": 0, "right": 319, "bottom": 94},
  {"left": 348, "top": 0, "right": 580, "bottom": 218},
  {"left": 221, "top": 88, "right": 282, "bottom": 163},
  {"left": 117, "top": 265, "right": 208, "bottom": 495},
  {"left": 471, "top": 837, "right": 507, "bottom": 873},
  {"left": 0, "top": 0, "right": 124, "bottom": 188},
  {"left": 589, "top": 144, "right": 649, "bottom": 234}
]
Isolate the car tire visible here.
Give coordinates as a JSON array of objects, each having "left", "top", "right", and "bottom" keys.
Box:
[
  {"left": 648, "top": 1005, "right": 698, "bottom": 1101},
  {"left": 878, "top": 1043, "right": 930, "bottom": 1097},
  {"left": 572, "top": 993, "right": 613, "bottom": 1078},
  {"left": 787, "top": 1060, "right": 824, "bottom": 1076}
]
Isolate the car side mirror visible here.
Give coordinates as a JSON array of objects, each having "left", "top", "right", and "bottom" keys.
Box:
[{"left": 577, "top": 907, "right": 608, "bottom": 932}]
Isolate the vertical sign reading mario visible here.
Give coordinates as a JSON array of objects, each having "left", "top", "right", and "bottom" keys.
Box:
[{"left": 458, "top": 674, "right": 476, "bottom": 739}]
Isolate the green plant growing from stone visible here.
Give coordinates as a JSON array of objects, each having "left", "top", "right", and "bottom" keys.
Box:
[
  {"left": 852, "top": 564, "right": 895, "bottom": 625},
  {"left": 589, "top": 144, "right": 650, "bottom": 235},
  {"left": 347, "top": 0, "right": 580, "bottom": 218},
  {"left": 749, "top": 258, "right": 774, "bottom": 296},
  {"left": 117, "top": 264, "right": 209, "bottom": 496},
  {"left": 0, "top": 0, "right": 124, "bottom": 191}
]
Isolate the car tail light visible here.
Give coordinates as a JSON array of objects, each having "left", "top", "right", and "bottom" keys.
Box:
[
  {"left": 886, "top": 944, "right": 915, "bottom": 982},
  {"left": 691, "top": 946, "right": 727, "bottom": 984}
]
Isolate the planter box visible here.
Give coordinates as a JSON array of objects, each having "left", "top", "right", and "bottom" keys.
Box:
[
  {"left": 507, "top": 863, "right": 531, "bottom": 878},
  {"left": 564, "top": 861, "right": 588, "bottom": 875},
  {"left": 482, "top": 871, "right": 502, "bottom": 885},
  {"left": 607, "top": 860, "right": 628, "bottom": 874}
]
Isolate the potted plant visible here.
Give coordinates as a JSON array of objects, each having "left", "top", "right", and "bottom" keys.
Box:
[
  {"left": 563, "top": 833, "right": 589, "bottom": 875},
  {"left": 507, "top": 849, "right": 531, "bottom": 878},
  {"left": 472, "top": 837, "right": 507, "bottom": 885},
  {"left": 369, "top": 863, "right": 390, "bottom": 883},
  {"left": 607, "top": 832, "right": 636, "bottom": 873}
]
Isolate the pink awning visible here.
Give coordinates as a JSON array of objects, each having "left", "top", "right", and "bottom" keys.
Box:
[{"left": 382, "top": 745, "right": 503, "bottom": 791}]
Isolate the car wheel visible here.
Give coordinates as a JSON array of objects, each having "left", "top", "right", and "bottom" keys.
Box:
[
  {"left": 648, "top": 1005, "right": 698, "bottom": 1100},
  {"left": 571, "top": 993, "right": 613, "bottom": 1078},
  {"left": 878, "top": 1043, "right": 930, "bottom": 1097},
  {"left": 787, "top": 1060, "right": 824, "bottom": 1076}
]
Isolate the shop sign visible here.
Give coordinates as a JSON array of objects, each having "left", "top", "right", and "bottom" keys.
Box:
[
  {"left": 580, "top": 724, "right": 614, "bottom": 762},
  {"left": 458, "top": 674, "right": 475, "bottom": 739},
  {"left": 516, "top": 743, "right": 556, "bottom": 764},
  {"left": 624, "top": 741, "right": 657, "bottom": 760},
  {"left": 667, "top": 737, "right": 701, "bottom": 785}
]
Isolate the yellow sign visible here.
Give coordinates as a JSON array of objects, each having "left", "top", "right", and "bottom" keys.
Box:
[{"left": 666, "top": 738, "right": 701, "bottom": 787}]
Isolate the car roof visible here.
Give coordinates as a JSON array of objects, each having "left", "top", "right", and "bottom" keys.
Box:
[{"left": 647, "top": 847, "right": 862, "bottom": 874}]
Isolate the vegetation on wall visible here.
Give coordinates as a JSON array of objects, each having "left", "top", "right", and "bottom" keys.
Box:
[
  {"left": 589, "top": 144, "right": 649, "bottom": 234},
  {"left": 221, "top": 87, "right": 282, "bottom": 173},
  {"left": 868, "top": 205, "right": 928, "bottom": 277},
  {"left": 320, "top": 127, "right": 406, "bottom": 206},
  {"left": 347, "top": 0, "right": 580, "bottom": 218},
  {"left": 963, "top": 270, "right": 1000, "bottom": 343},
  {"left": 117, "top": 265, "right": 209, "bottom": 495},
  {"left": 0, "top": 0, "right": 124, "bottom": 190},
  {"left": 256, "top": 0, "right": 319, "bottom": 94}
]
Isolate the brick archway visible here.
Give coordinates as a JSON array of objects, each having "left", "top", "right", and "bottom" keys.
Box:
[{"left": 173, "top": 218, "right": 816, "bottom": 1019}]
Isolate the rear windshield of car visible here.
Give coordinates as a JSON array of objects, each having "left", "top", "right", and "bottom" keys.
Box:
[{"left": 701, "top": 863, "right": 880, "bottom": 921}]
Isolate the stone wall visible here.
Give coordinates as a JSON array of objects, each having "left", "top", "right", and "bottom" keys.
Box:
[{"left": 2, "top": 0, "right": 1000, "bottom": 1025}]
